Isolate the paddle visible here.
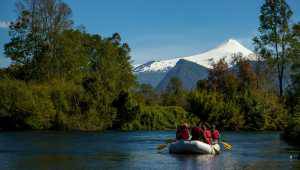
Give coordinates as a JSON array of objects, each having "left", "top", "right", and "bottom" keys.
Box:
[
  {"left": 221, "top": 141, "right": 232, "bottom": 150},
  {"left": 157, "top": 138, "right": 176, "bottom": 150},
  {"left": 157, "top": 143, "right": 168, "bottom": 150},
  {"left": 219, "top": 134, "right": 232, "bottom": 150}
]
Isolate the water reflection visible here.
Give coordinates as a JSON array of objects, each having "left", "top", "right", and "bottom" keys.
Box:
[
  {"left": 172, "top": 154, "right": 215, "bottom": 169},
  {"left": 171, "top": 152, "right": 244, "bottom": 170}
]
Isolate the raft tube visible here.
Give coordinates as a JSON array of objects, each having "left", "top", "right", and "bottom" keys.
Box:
[{"left": 169, "top": 140, "right": 221, "bottom": 154}]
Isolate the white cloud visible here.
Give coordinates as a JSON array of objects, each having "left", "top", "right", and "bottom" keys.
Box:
[{"left": 0, "top": 21, "right": 10, "bottom": 29}]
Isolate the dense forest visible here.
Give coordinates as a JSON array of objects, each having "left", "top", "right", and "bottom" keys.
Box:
[{"left": 0, "top": 0, "right": 299, "bottom": 143}]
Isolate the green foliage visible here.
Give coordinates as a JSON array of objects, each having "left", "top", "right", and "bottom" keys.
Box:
[
  {"left": 5, "top": 0, "right": 73, "bottom": 81},
  {"left": 121, "top": 106, "right": 199, "bottom": 131},
  {"left": 283, "top": 23, "right": 300, "bottom": 143},
  {"left": 186, "top": 57, "right": 288, "bottom": 131},
  {"left": 112, "top": 91, "right": 139, "bottom": 129},
  {"left": 2, "top": 22, "right": 135, "bottom": 131},
  {"left": 27, "top": 84, "right": 56, "bottom": 129},
  {"left": 0, "top": 0, "right": 167, "bottom": 132},
  {"left": 161, "top": 77, "right": 187, "bottom": 107},
  {"left": 187, "top": 88, "right": 287, "bottom": 131},
  {"left": 0, "top": 0, "right": 293, "bottom": 133},
  {"left": 187, "top": 90, "right": 223, "bottom": 122},
  {"left": 134, "top": 84, "right": 159, "bottom": 106},
  {"left": 0, "top": 79, "right": 55, "bottom": 130},
  {"left": 283, "top": 112, "right": 300, "bottom": 143},
  {"left": 0, "top": 78, "right": 120, "bottom": 131},
  {"left": 240, "top": 90, "right": 287, "bottom": 130}
]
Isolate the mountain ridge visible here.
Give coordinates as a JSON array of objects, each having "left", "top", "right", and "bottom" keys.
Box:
[
  {"left": 134, "top": 39, "right": 255, "bottom": 73},
  {"left": 156, "top": 59, "right": 209, "bottom": 91},
  {"left": 134, "top": 39, "right": 256, "bottom": 88}
]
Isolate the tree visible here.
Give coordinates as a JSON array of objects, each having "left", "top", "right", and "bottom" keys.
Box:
[
  {"left": 283, "top": 23, "right": 300, "bottom": 141},
  {"left": 208, "top": 58, "right": 240, "bottom": 98},
  {"left": 5, "top": 0, "right": 73, "bottom": 80},
  {"left": 235, "top": 58, "right": 257, "bottom": 91},
  {"left": 166, "top": 77, "right": 184, "bottom": 95},
  {"left": 135, "top": 84, "right": 158, "bottom": 105},
  {"left": 196, "top": 79, "right": 208, "bottom": 91},
  {"left": 253, "top": 35, "right": 272, "bottom": 90},
  {"left": 79, "top": 32, "right": 135, "bottom": 130},
  {"left": 162, "top": 77, "right": 186, "bottom": 107},
  {"left": 253, "top": 0, "right": 293, "bottom": 97},
  {"left": 290, "top": 23, "right": 300, "bottom": 96},
  {"left": 208, "top": 58, "right": 230, "bottom": 92},
  {"left": 112, "top": 91, "right": 139, "bottom": 129}
]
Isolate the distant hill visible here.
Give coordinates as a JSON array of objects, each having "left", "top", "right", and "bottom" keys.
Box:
[
  {"left": 134, "top": 39, "right": 255, "bottom": 88},
  {"left": 156, "top": 59, "right": 209, "bottom": 91},
  {"left": 134, "top": 39, "right": 255, "bottom": 72},
  {"left": 134, "top": 71, "right": 167, "bottom": 87}
]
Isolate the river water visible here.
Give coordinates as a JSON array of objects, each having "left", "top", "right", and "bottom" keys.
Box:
[{"left": 0, "top": 131, "right": 299, "bottom": 170}]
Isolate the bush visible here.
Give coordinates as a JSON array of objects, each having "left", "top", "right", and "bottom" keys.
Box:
[
  {"left": 187, "top": 90, "right": 244, "bottom": 130},
  {"left": 0, "top": 78, "right": 117, "bottom": 131},
  {"left": 186, "top": 88, "right": 287, "bottom": 131},
  {"left": 0, "top": 79, "right": 55, "bottom": 130},
  {"left": 240, "top": 90, "right": 288, "bottom": 131},
  {"left": 0, "top": 79, "right": 33, "bottom": 129},
  {"left": 121, "top": 106, "right": 199, "bottom": 131},
  {"left": 46, "top": 79, "right": 116, "bottom": 131},
  {"left": 282, "top": 116, "right": 300, "bottom": 143},
  {"left": 26, "top": 84, "right": 56, "bottom": 129}
]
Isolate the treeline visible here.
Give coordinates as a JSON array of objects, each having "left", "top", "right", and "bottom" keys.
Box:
[
  {"left": 136, "top": 56, "right": 287, "bottom": 131},
  {"left": 0, "top": 26, "right": 135, "bottom": 130},
  {"left": 0, "top": 0, "right": 197, "bottom": 131},
  {"left": 130, "top": 0, "right": 300, "bottom": 136},
  {"left": 0, "top": 0, "right": 300, "bottom": 137}
]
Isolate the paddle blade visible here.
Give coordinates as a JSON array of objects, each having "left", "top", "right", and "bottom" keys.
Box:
[
  {"left": 224, "top": 145, "right": 231, "bottom": 150},
  {"left": 157, "top": 144, "right": 167, "bottom": 150},
  {"left": 222, "top": 142, "right": 232, "bottom": 150}
]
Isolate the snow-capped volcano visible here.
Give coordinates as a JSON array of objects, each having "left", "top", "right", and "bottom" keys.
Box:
[{"left": 134, "top": 39, "right": 255, "bottom": 73}]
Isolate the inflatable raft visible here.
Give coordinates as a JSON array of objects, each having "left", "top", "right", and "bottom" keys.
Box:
[{"left": 169, "top": 140, "right": 221, "bottom": 154}]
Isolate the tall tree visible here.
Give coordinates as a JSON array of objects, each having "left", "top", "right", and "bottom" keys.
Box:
[
  {"left": 5, "top": 0, "right": 73, "bottom": 80},
  {"left": 253, "top": 0, "right": 293, "bottom": 97}
]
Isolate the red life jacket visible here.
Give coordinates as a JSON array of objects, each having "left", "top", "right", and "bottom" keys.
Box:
[
  {"left": 203, "top": 130, "right": 212, "bottom": 144},
  {"left": 212, "top": 130, "right": 220, "bottom": 140},
  {"left": 176, "top": 126, "right": 190, "bottom": 140},
  {"left": 180, "top": 128, "right": 190, "bottom": 140},
  {"left": 191, "top": 127, "right": 202, "bottom": 140}
]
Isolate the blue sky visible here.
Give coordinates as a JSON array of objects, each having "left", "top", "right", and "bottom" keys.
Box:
[{"left": 1, "top": 0, "right": 300, "bottom": 67}]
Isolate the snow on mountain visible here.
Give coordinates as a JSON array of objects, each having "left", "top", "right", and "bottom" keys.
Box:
[{"left": 134, "top": 39, "right": 255, "bottom": 73}]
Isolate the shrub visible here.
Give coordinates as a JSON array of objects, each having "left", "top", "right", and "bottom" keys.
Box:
[{"left": 121, "top": 106, "right": 199, "bottom": 131}]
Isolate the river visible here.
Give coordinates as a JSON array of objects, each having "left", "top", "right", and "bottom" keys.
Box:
[{"left": 0, "top": 131, "right": 299, "bottom": 170}]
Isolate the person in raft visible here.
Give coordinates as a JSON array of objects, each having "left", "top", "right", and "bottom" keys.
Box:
[
  {"left": 203, "top": 124, "right": 212, "bottom": 145},
  {"left": 176, "top": 123, "right": 190, "bottom": 140},
  {"left": 211, "top": 124, "right": 220, "bottom": 144},
  {"left": 191, "top": 122, "right": 203, "bottom": 141}
]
